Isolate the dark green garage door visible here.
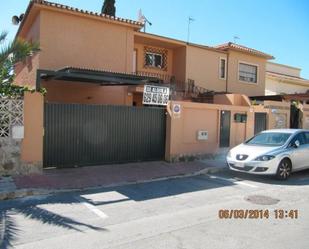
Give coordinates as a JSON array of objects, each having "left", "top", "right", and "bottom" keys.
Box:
[{"left": 43, "top": 103, "right": 166, "bottom": 168}]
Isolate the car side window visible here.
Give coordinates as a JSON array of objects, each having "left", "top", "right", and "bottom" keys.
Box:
[{"left": 290, "top": 133, "right": 306, "bottom": 146}]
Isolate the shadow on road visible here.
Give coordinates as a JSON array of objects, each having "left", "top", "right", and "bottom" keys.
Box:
[
  {"left": 0, "top": 174, "right": 239, "bottom": 248},
  {"left": 83, "top": 175, "right": 235, "bottom": 205},
  {"left": 0, "top": 196, "right": 107, "bottom": 249}
]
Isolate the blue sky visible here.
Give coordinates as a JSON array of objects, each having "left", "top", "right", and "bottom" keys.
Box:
[{"left": 1, "top": 0, "right": 309, "bottom": 78}]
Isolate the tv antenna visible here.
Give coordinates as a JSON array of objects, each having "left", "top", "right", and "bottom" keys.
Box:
[
  {"left": 233, "top": 36, "right": 240, "bottom": 43},
  {"left": 138, "top": 9, "right": 152, "bottom": 32},
  {"left": 187, "top": 16, "right": 195, "bottom": 43}
]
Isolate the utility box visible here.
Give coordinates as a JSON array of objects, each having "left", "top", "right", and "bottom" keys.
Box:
[
  {"left": 12, "top": 125, "right": 24, "bottom": 140},
  {"left": 197, "top": 130, "right": 208, "bottom": 141}
]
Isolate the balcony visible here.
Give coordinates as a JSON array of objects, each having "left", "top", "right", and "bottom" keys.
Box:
[{"left": 136, "top": 71, "right": 174, "bottom": 84}]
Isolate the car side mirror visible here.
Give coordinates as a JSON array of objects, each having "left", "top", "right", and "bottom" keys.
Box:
[{"left": 293, "top": 140, "right": 300, "bottom": 148}]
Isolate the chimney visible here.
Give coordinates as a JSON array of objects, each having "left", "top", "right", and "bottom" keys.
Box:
[{"left": 101, "top": 0, "right": 116, "bottom": 16}]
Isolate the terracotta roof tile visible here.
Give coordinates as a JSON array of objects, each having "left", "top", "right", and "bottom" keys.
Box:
[
  {"left": 216, "top": 42, "right": 274, "bottom": 59},
  {"left": 17, "top": 0, "right": 143, "bottom": 37},
  {"left": 34, "top": 0, "right": 143, "bottom": 26}
]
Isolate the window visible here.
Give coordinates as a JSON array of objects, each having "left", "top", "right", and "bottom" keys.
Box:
[
  {"left": 304, "top": 132, "right": 309, "bottom": 144},
  {"left": 145, "top": 52, "right": 163, "bottom": 68},
  {"left": 239, "top": 63, "right": 258, "bottom": 83},
  {"left": 234, "top": 113, "right": 247, "bottom": 123},
  {"left": 290, "top": 133, "right": 307, "bottom": 146},
  {"left": 219, "top": 58, "right": 226, "bottom": 79}
]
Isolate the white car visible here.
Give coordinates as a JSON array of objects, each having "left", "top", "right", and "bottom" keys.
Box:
[{"left": 226, "top": 129, "right": 309, "bottom": 180}]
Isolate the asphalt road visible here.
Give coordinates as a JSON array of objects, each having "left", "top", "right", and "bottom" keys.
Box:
[{"left": 1, "top": 168, "right": 309, "bottom": 249}]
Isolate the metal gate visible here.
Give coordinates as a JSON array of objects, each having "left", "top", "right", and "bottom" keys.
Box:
[
  {"left": 43, "top": 103, "right": 166, "bottom": 168},
  {"left": 254, "top": 112, "right": 267, "bottom": 134}
]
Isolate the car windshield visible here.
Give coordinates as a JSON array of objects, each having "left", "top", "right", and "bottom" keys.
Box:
[{"left": 245, "top": 132, "right": 292, "bottom": 146}]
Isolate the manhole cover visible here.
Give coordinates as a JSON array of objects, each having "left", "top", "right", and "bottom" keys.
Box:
[{"left": 245, "top": 195, "right": 280, "bottom": 205}]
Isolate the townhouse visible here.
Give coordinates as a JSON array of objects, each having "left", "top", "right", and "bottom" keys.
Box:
[
  {"left": 15, "top": 0, "right": 274, "bottom": 106},
  {"left": 5, "top": 0, "right": 306, "bottom": 175}
]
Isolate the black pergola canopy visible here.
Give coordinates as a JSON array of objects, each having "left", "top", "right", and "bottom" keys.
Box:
[{"left": 36, "top": 67, "right": 161, "bottom": 89}]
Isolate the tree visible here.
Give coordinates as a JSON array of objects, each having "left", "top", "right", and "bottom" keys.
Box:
[
  {"left": 101, "top": 0, "right": 116, "bottom": 16},
  {"left": 0, "top": 31, "right": 42, "bottom": 98}
]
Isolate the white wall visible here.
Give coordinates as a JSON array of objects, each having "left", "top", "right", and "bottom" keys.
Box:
[
  {"left": 267, "top": 62, "right": 301, "bottom": 77},
  {"left": 265, "top": 77, "right": 309, "bottom": 95}
]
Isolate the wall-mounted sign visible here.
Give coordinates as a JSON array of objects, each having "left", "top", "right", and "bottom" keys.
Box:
[
  {"left": 143, "top": 85, "right": 170, "bottom": 106},
  {"left": 271, "top": 109, "right": 278, "bottom": 113},
  {"left": 173, "top": 104, "right": 181, "bottom": 114},
  {"left": 275, "top": 114, "right": 286, "bottom": 128}
]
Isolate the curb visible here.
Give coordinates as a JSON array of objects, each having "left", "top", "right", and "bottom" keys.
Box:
[{"left": 0, "top": 166, "right": 227, "bottom": 201}]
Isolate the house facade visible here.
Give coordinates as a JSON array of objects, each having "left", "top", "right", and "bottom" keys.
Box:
[
  {"left": 15, "top": 0, "right": 274, "bottom": 104},
  {"left": 7, "top": 0, "right": 300, "bottom": 175},
  {"left": 265, "top": 62, "right": 309, "bottom": 96}
]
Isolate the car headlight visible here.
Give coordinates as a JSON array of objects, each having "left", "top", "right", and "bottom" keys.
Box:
[
  {"left": 227, "top": 150, "right": 232, "bottom": 157},
  {"left": 254, "top": 155, "right": 275, "bottom": 161}
]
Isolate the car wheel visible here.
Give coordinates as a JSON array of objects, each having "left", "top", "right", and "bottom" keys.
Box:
[{"left": 276, "top": 159, "right": 292, "bottom": 180}]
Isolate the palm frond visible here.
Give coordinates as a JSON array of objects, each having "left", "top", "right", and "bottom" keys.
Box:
[
  {"left": 0, "top": 210, "right": 19, "bottom": 249},
  {"left": 0, "top": 37, "right": 40, "bottom": 67},
  {"left": 0, "top": 31, "right": 8, "bottom": 44},
  {"left": 11, "top": 38, "right": 40, "bottom": 63},
  {"left": 0, "top": 42, "right": 14, "bottom": 67}
]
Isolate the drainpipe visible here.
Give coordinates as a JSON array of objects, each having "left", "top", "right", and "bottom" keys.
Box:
[{"left": 225, "top": 52, "right": 229, "bottom": 93}]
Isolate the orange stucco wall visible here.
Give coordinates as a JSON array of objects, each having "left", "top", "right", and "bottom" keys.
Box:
[
  {"left": 14, "top": 14, "right": 41, "bottom": 88},
  {"left": 214, "top": 94, "right": 251, "bottom": 106},
  {"left": 264, "top": 101, "right": 291, "bottom": 129},
  {"left": 173, "top": 47, "right": 187, "bottom": 82},
  {"left": 252, "top": 101, "right": 291, "bottom": 130},
  {"left": 165, "top": 100, "right": 255, "bottom": 161},
  {"left": 43, "top": 81, "right": 131, "bottom": 105},
  {"left": 227, "top": 50, "right": 267, "bottom": 96},
  {"left": 39, "top": 9, "right": 134, "bottom": 72},
  {"left": 186, "top": 46, "right": 227, "bottom": 92},
  {"left": 21, "top": 92, "right": 44, "bottom": 163}
]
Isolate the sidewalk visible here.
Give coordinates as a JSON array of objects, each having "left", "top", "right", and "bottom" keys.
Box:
[{"left": 0, "top": 160, "right": 227, "bottom": 201}]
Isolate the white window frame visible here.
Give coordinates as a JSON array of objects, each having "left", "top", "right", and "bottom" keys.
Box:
[
  {"left": 219, "top": 57, "right": 227, "bottom": 80},
  {"left": 145, "top": 52, "right": 163, "bottom": 69},
  {"left": 238, "top": 61, "right": 259, "bottom": 85}
]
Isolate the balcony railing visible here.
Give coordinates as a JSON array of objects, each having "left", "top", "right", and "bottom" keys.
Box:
[
  {"left": 136, "top": 71, "right": 174, "bottom": 84},
  {"left": 135, "top": 72, "right": 217, "bottom": 102}
]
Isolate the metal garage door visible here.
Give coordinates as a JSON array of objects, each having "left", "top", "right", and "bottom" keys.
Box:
[{"left": 43, "top": 103, "right": 166, "bottom": 168}]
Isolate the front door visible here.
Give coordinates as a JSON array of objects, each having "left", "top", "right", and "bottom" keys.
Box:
[
  {"left": 254, "top": 112, "right": 267, "bottom": 135},
  {"left": 220, "top": 110, "right": 231, "bottom": 148}
]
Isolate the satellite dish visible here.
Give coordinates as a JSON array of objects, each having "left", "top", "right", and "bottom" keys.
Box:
[
  {"left": 12, "top": 15, "right": 20, "bottom": 25},
  {"left": 12, "top": 13, "right": 24, "bottom": 25},
  {"left": 19, "top": 13, "right": 25, "bottom": 21}
]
